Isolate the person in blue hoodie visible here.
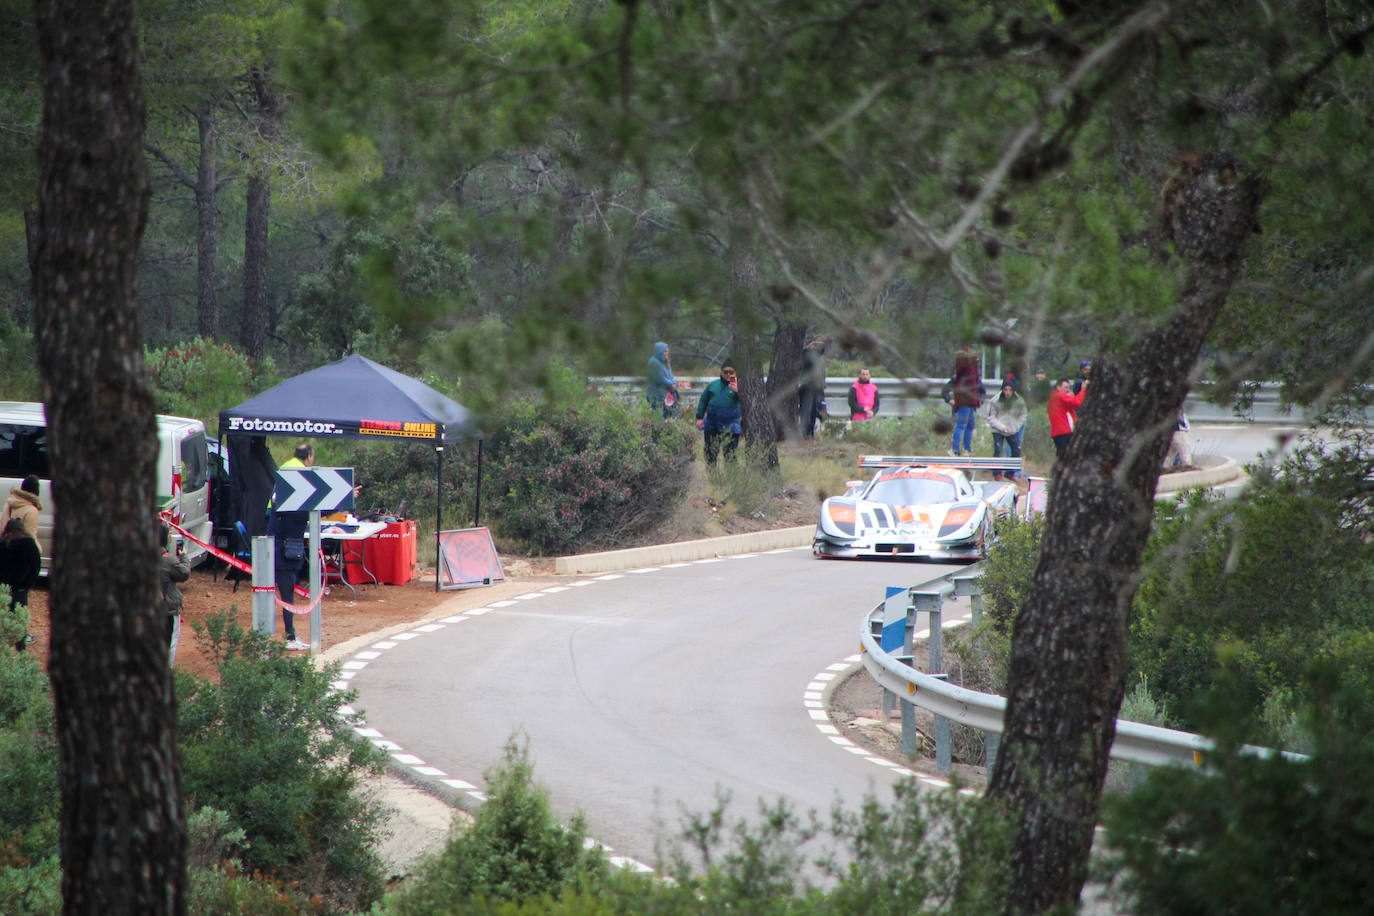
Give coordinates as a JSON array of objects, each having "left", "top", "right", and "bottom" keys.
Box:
[{"left": 645, "top": 341, "right": 678, "bottom": 419}]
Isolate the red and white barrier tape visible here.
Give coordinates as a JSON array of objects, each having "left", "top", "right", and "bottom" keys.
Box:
[
  {"left": 160, "top": 512, "right": 312, "bottom": 600},
  {"left": 249, "top": 584, "right": 322, "bottom": 616}
]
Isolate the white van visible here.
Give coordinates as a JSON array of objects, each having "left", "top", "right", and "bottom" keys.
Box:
[{"left": 0, "top": 401, "right": 214, "bottom": 573}]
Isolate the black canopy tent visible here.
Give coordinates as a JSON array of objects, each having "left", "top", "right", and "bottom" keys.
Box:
[{"left": 218, "top": 354, "right": 483, "bottom": 590}]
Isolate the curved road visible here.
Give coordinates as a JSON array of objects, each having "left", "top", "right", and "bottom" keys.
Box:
[
  {"left": 345, "top": 424, "right": 1296, "bottom": 867},
  {"left": 345, "top": 552, "right": 967, "bottom": 867}
]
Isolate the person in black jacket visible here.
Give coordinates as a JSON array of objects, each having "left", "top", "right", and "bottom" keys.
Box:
[
  {"left": 0, "top": 517, "right": 41, "bottom": 650},
  {"left": 268, "top": 505, "right": 310, "bottom": 650}
]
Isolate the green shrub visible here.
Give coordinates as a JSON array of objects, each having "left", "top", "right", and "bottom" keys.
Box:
[
  {"left": 1103, "top": 678, "right": 1175, "bottom": 795},
  {"left": 0, "top": 315, "right": 40, "bottom": 402},
  {"left": 653, "top": 781, "right": 1013, "bottom": 915},
  {"left": 0, "top": 639, "right": 60, "bottom": 916},
  {"left": 353, "top": 392, "right": 696, "bottom": 555},
  {"left": 703, "top": 440, "right": 782, "bottom": 518},
  {"left": 187, "top": 865, "right": 316, "bottom": 916},
  {"left": 1103, "top": 663, "right": 1374, "bottom": 915},
  {"left": 0, "top": 586, "right": 28, "bottom": 650},
  {"left": 180, "top": 613, "right": 388, "bottom": 913},
  {"left": 1128, "top": 436, "right": 1374, "bottom": 736},
  {"left": 0, "top": 855, "right": 60, "bottom": 916},
  {"left": 146, "top": 338, "right": 278, "bottom": 428},
  {"left": 185, "top": 805, "right": 319, "bottom": 915},
  {"left": 380, "top": 739, "right": 611, "bottom": 914},
  {"left": 974, "top": 513, "right": 1045, "bottom": 637}
]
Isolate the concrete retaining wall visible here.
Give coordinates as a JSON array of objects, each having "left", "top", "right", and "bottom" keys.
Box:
[
  {"left": 554, "top": 525, "right": 815, "bottom": 575},
  {"left": 552, "top": 457, "right": 1241, "bottom": 575}
]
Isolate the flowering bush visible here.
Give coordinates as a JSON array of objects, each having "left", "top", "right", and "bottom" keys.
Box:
[
  {"left": 145, "top": 339, "right": 277, "bottom": 427},
  {"left": 353, "top": 394, "right": 695, "bottom": 555}
]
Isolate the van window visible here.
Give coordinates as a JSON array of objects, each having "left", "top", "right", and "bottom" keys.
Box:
[
  {"left": 0, "top": 423, "right": 50, "bottom": 479},
  {"left": 180, "top": 431, "right": 209, "bottom": 492}
]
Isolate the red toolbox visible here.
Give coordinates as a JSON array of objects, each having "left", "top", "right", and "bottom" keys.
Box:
[{"left": 363, "top": 520, "right": 418, "bottom": 584}]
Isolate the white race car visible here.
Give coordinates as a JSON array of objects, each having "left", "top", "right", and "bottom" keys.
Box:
[{"left": 813, "top": 456, "right": 1023, "bottom": 561}]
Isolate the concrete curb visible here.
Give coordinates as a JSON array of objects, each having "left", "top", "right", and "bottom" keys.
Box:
[
  {"left": 1154, "top": 455, "right": 1241, "bottom": 493},
  {"left": 554, "top": 525, "right": 815, "bottom": 575}
]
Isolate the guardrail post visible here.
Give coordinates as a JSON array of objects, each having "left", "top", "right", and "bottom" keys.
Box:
[
  {"left": 910, "top": 588, "right": 951, "bottom": 772},
  {"left": 875, "top": 586, "right": 912, "bottom": 726},
  {"left": 951, "top": 572, "right": 983, "bottom": 627},
  {"left": 950, "top": 573, "right": 999, "bottom": 768},
  {"left": 252, "top": 536, "right": 275, "bottom": 635}
]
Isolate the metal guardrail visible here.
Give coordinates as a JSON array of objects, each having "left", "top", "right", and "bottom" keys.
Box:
[
  {"left": 593, "top": 376, "right": 1303, "bottom": 424},
  {"left": 858, "top": 581, "right": 1302, "bottom": 772}
]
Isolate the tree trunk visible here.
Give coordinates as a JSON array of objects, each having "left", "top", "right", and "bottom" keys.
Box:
[
  {"left": 194, "top": 103, "right": 219, "bottom": 340},
  {"left": 723, "top": 229, "right": 779, "bottom": 469},
  {"left": 736, "top": 361, "right": 777, "bottom": 469},
  {"left": 238, "top": 166, "right": 269, "bottom": 358},
  {"left": 765, "top": 316, "right": 808, "bottom": 441},
  {"left": 986, "top": 154, "right": 1264, "bottom": 914},
  {"left": 31, "top": 1, "right": 187, "bottom": 913}
]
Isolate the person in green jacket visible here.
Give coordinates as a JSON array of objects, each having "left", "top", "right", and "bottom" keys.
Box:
[{"left": 696, "top": 362, "right": 742, "bottom": 465}]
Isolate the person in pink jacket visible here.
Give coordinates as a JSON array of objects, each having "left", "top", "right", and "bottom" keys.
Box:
[
  {"left": 847, "top": 368, "right": 880, "bottom": 421},
  {"left": 1046, "top": 378, "right": 1089, "bottom": 459}
]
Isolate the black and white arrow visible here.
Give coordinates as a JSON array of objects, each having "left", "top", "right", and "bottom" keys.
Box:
[{"left": 274, "top": 467, "right": 356, "bottom": 513}]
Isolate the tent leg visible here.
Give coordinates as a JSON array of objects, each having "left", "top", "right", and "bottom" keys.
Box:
[
  {"left": 474, "top": 438, "right": 483, "bottom": 528},
  {"left": 435, "top": 445, "right": 443, "bottom": 593}
]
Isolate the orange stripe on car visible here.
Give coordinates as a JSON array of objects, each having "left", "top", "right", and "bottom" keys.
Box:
[{"left": 828, "top": 504, "right": 856, "bottom": 524}]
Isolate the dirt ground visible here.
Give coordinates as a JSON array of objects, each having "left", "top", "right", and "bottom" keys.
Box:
[
  {"left": 828, "top": 649, "right": 991, "bottom": 788},
  {"left": 17, "top": 453, "right": 817, "bottom": 682},
  {"left": 22, "top": 556, "right": 556, "bottom": 681}
]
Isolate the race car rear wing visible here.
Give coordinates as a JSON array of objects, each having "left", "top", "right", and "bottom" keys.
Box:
[{"left": 858, "top": 455, "right": 1025, "bottom": 473}]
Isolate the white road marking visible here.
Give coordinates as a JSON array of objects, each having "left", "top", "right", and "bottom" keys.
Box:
[{"left": 343, "top": 548, "right": 879, "bottom": 881}]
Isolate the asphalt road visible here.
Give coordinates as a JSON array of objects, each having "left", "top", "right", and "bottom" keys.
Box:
[
  {"left": 346, "top": 551, "right": 971, "bottom": 867},
  {"left": 345, "top": 422, "right": 1307, "bottom": 869}
]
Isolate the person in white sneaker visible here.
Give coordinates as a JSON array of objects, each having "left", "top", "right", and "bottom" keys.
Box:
[{"left": 271, "top": 443, "right": 313, "bottom": 650}]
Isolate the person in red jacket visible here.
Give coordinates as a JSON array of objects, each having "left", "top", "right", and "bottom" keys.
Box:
[{"left": 1046, "top": 377, "right": 1089, "bottom": 459}]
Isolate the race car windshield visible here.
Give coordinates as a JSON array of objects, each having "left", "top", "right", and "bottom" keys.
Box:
[{"left": 866, "top": 477, "right": 955, "bottom": 505}]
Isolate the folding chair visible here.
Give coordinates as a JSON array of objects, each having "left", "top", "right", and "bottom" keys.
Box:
[{"left": 230, "top": 521, "right": 252, "bottom": 592}]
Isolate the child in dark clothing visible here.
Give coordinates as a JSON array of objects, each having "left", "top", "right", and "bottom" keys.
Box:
[{"left": 0, "top": 518, "right": 41, "bottom": 650}]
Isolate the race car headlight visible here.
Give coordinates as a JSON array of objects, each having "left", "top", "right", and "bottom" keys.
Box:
[
  {"left": 938, "top": 507, "right": 976, "bottom": 537},
  {"left": 826, "top": 503, "right": 857, "bottom": 536}
]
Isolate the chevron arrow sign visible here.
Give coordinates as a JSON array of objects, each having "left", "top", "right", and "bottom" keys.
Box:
[{"left": 274, "top": 467, "right": 356, "bottom": 513}]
